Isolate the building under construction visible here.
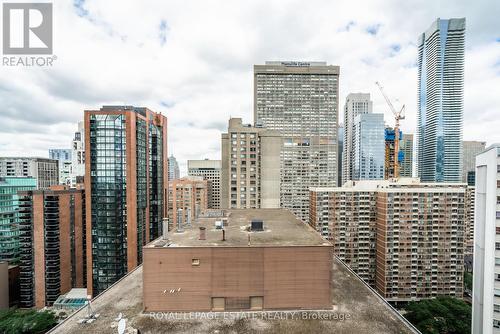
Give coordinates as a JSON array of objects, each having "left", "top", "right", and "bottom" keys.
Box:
[{"left": 384, "top": 128, "right": 404, "bottom": 179}]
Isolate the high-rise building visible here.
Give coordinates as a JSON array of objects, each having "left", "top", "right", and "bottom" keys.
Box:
[
  {"left": 416, "top": 18, "right": 465, "bottom": 182},
  {"left": 0, "top": 157, "right": 59, "bottom": 189},
  {"left": 311, "top": 178, "right": 466, "bottom": 300},
  {"left": 310, "top": 181, "right": 378, "bottom": 285},
  {"left": 384, "top": 128, "right": 403, "bottom": 179},
  {"left": 70, "top": 121, "right": 85, "bottom": 187},
  {"left": 463, "top": 141, "right": 486, "bottom": 185},
  {"left": 472, "top": 144, "right": 500, "bottom": 334},
  {"left": 0, "top": 177, "right": 37, "bottom": 264},
  {"left": 342, "top": 93, "right": 373, "bottom": 184},
  {"left": 338, "top": 125, "right": 344, "bottom": 186},
  {"left": 17, "top": 185, "right": 86, "bottom": 308},
  {"left": 400, "top": 133, "right": 414, "bottom": 177},
  {"left": 85, "top": 106, "right": 168, "bottom": 296},
  {"left": 187, "top": 159, "right": 221, "bottom": 209},
  {"left": 49, "top": 149, "right": 73, "bottom": 185},
  {"left": 168, "top": 155, "right": 180, "bottom": 181},
  {"left": 167, "top": 176, "right": 208, "bottom": 231},
  {"left": 221, "top": 118, "right": 281, "bottom": 209},
  {"left": 353, "top": 113, "right": 385, "bottom": 180},
  {"left": 254, "top": 61, "right": 339, "bottom": 221},
  {"left": 465, "top": 186, "right": 475, "bottom": 255}
]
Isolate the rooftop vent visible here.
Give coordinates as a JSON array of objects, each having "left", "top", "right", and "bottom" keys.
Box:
[{"left": 251, "top": 219, "right": 263, "bottom": 232}]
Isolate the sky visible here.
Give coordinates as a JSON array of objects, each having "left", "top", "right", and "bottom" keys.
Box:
[{"left": 0, "top": 0, "right": 499, "bottom": 175}]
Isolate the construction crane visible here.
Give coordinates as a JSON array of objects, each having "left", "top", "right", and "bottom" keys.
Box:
[{"left": 375, "top": 81, "right": 405, "bottom": 179}]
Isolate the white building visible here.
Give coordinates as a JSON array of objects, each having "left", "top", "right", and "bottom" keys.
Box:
[
  {"left": 342, "top": 93, "right": 373, "bottom": 184},
  {"left": 473, "top": 144, "right": 500, "bottom": 333}
]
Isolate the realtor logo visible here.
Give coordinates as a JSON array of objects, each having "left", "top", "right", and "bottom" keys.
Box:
[{"left": 2, "top": 3, "right": 53, "bottom": 54}]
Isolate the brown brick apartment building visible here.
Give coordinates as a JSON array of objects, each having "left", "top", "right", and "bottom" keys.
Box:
[
  {"left": 310, "top": 178, "right": 466, "bottom": 301},
  {"left": 17, "top": 185, "right": 86, "bottom": 308},
  {"left": 143, "top": 209, "right": 332, "bottom": 312},
  {"left": 168, "top": 176, "right": 209, "bottom": 231}
]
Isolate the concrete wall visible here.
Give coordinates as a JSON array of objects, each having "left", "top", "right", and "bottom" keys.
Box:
[{"left": 143, "top": 246, "right": 332, "bottom": 312}]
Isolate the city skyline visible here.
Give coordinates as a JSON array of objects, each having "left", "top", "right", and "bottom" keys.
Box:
[{"left": 0, "top": 1, "right": 498, "bottom": 175}]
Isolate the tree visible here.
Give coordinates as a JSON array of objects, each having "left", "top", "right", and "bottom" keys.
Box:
[
  {"left": 404, "top": 297, "right": 471, "bottom": 334},
  {"left": 0, "top": 309, "right": 57, "bottom": 334}
]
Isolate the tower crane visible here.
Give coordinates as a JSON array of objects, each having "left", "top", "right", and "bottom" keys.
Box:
[{"left": 375, "top": 81, "right": 405, "bottom": 178}]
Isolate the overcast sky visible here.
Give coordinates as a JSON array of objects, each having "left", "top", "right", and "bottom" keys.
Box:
[{"left": 1, "top": 0, "right": 499, "bottom": 175}]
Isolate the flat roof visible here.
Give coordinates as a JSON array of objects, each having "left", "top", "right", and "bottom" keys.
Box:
[
  {"left": 147, "top": 209, "right": 330, "bottom": 248},
  {"left": 49, "top": 258, "right": 419, "bottom": 334}
]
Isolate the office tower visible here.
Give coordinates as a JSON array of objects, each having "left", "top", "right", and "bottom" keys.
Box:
[
  {"left": 472, "top": 144, "right": 500, "bottom": 334},
  {"left": 311, "top": 178, "right": 465, "bottom": 300},
  {"left": 463, "top": 141, "right": 486, "bottom": 185},
  {"left": 187, "top": 159, "right": 221, "bottom": 209},
  {"left": 310, "top": 181, "right": 378, "bottom": 285},
  {"left": 17, "top": 185, "right": 86, "bottom": 308},
  {"left": 221, "top": 118, "right": 281, "bottom": 209},
  {"left": 416, "top": 18, "right": 465, "bottom": 182},
  {"left": 338, "top": 125, "right": 344, "bottom": 186},
  {"left": 167, "top": 176, "right": 208, "bottom": 231},
  {"left": 0, "top": 157, "right": 59, "bottom": 189},
  {"left": 254, "top": 61, "right": 339, "bottom": 221},
  {"left": 400, "top": 134, "right": 414, "bottom": 177},
  {"left": 70, "top": 121, "right": 85, "bottom": 187},
  {"left": 168, "top": 155, "right": 180, "bottom": 181},
  {"left": 85, "top": 106, "right": 167, "bottom": 296},
  {"left": 49, "top": 149, "right": 73, "bottom": 185},
  {"left": 353, "top": 113, "right": 385, "bottom": 180},
  {"left": 342, "top": 93, "right": 373, "bottom": 184},
  {"left": 0, "top": 177, "right": 37, "bottom": 264},
  {"left": 384, "top": 128, "right": 403, "bottom": 179}
]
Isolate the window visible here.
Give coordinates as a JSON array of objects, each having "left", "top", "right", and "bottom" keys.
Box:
[{"left": 192, "top": 258, "right": 200, "bottom": 266}]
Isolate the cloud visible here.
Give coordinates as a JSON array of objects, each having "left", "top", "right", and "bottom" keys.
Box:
[{"left": 0, "top": 0, "right": 499, "bottom": 176}]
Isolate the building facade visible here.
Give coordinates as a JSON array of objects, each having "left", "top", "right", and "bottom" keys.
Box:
[
  {"left": 0, "top": 157, "right": 59, "bottom": 189},
  {"left": 353, "top": 113, "right": 385, "bottom": 180},
  {"left": 221, "top": 118, "right": 281, "bottom": 209},
  {"left": 168, "top": 176, "right": 208, "bottom": 231},
  {"left": 465, "top": 186, "right": 475, "bottom": 255},
  {"left": 168, "top": 155, "right": 180, "bottom": 181},
  {"left": 70, "top": 121, "right": 85, "bottom": 187},
  {"left": 188, "top": 159, "right": 221, "bottom": 209},
  {"left": 254, "top": 61, "right": 339, "bottom": 222},
  {"left": 0, "top": 177, "right": 37, "bottom": 264},
  {"left": 463, "top": 141, "right": 486, "bottom": 185},
  {"left": 311, "top": 178, "right": 465, "bottom": 300},
  {"left": 85, "top": 106, "right": 168, "bottom": 296},
  {"left": 400, "top": 133, "right": 414, "bottom": 177},
  {"left": 310, "top": 182, "right": 378, "bottom": 285},
  {"left": 17, "top": 186, "right": 86, "bottom": 308},
  {"left": 342, "top": 93, "right": 373, "bottom": 184},
  {"left": 384, "top": 128, "right": 403, "bottom": 179},
  {"left": 416, "top": 18, "right": 465, "bottom": 182},
  {"left": 49, "top": 149, "right": 73, "bottom": 185},
  {"left": 472, "top": 144, "right": 500, "bottom": 334},
  {"left": 338, "top": 125, "right": 344, "bottom": 186},
  {"left": 143, "top": 209, "right": 332, "bottom": 312}
]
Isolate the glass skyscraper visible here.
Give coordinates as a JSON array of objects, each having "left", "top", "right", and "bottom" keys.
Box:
[
  {"left": 85, "top": 106, "right": 168, "bottom": 296},
  {"left": 352, "top": 114, "right": 385, "bottom": 180},
  {"left": 417, "top": 18, "right": 465, "bottom": 182}
]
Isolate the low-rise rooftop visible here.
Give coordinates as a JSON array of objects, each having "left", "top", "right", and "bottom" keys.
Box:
[
  {"left": 49, "top": 257, "right": 420, "bottom": 334},
  {"left": 148, "top": 209, "right": 330, "bottom": 247}
]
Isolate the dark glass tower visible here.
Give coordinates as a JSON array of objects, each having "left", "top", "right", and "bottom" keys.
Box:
[{"left": 85, "top": 106, "right": 168, "bottom": 296}]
